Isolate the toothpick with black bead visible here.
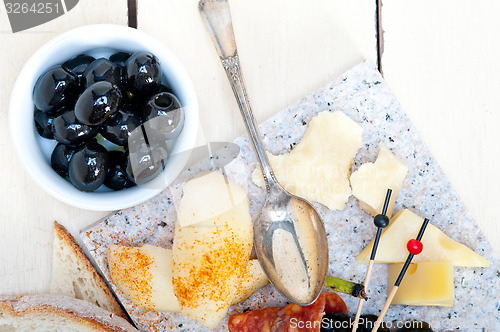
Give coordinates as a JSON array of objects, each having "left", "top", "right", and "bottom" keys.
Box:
[
  {"left": 351, "top": 188, "right": 392, "bottom": 332},
  {"left": 370, "top": 218, "right": 430, "bottom": 332}
]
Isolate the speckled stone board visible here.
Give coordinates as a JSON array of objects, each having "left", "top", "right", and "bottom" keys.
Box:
[{"left": 81, "top": 61, "right": 500, "bottom": 332}]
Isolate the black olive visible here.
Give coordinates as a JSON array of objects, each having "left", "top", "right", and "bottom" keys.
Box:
[
  {"left": 157, "top": 84, "right": 172, "bottom": 94},
  {"left": 83, "top": 58, "right": 122, "bottom": 87},
  {"left": 34, "top": 108, "right": 57, "bottom": 139},
  {"left": 126, "top": 139, "right": 166, "bottom": 185},
  {"left": 52, "top": 108, "right": 98, "bottom": 146},
  {"left": 75, "top": 81, "right": 122, "bottom": 126},
  {"left": 51, "top": 143, "right": 78, "bottom": 178},
  {"left": 104, "top": 150, "right": 136, "bottom": 190},
  {"left": 62, "top": 54, "right": 95, "bottom": 76},
  {"left": 109, "top": 51, "right": 131, "bottom": 68},
  {"left": 357, "top": 315, "right": 390, "bottom": 332},
  {"left": 68, "top": 141, "right": 109, "bottom": 191},
  {"left": 101, "top": 105, "right": 142, "bottom": 146},
  {"left": 125, "top": 52, "right": 161, "bottom": 93},
  {"left": 33, "top": 50, "right": 185, "bottom": 192},
  {"left": 33, "top": 66, "right": 78, "bottom": 113},
  {"left": 109, "top": 52, "right": 131, "bottom": 86},
  {"left": 142, "top": 92, "right": 184, "bottom": 141}
]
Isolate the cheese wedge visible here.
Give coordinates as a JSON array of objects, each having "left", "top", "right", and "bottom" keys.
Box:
[
  {"left": 388, "top": 261, "right": 454, "bottom": 306},
  {"left": 252, "top": 111, "right": 363, "bottom": 210},
  {"left": 356, "top": 209, "right": 490, "bottom": 267},
  {"left": 231, "top": 259, "right": 269, "bottom": 305},
  {"left": 350, "top": 143, "right": 408, "bottom": 216},
  {"left": 177, "top": 171, "right": 248, "bottom": 227},
  {"left": 108, "top": 244, "right": 181, "bottom": 312},
  {"left": 172, "top": 171, "right": 253, "bottom": 329}
]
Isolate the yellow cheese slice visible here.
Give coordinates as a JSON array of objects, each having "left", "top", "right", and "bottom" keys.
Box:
[
  {"left": 231, "top": 259, "right": 269, "bottom": 305},
  {"left": 252, "top": 111, "right": 363, "bottom": 210},
  {"left": 350, "top": 143, "right": 408, "bottom": 216},
  {"left": 356, "top": 209, "right": 490, "bottom": 267},
  {"left": 388, "top": 261, "right": 454, "bottom": 306},
  {"left": 108, "top": 244, "right": 181, "bottom": 312},
  {"left": 177, "top": 171, "right": 248, "bottom": 227},
  {"left": 172, "top": 171, "right": 253, "bottom": 329}
]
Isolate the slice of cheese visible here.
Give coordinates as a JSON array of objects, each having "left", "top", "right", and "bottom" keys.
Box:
[
  {"left": 231, "top": 259, "right": 269, "bottom": 305},
  {"left": 252, "top": 111, "right": 363, "bottom": 210},
  {"left": 108, "top": 244, "right": 181, "bottom": 312},
  {"left": 172, "top": 171, "right": 253, "bottom": 329},
  {"left": 388, "top": 261, "right": 454, "bottom": 306},
  {"left": 177, "top": 171, "right": 248, "bottom": 227},
  {"left": 350, "top": 143, "right": 408, "bottom": 216},
  {"left": 356, "top": 209, "right": 490, "bottom": 267}
]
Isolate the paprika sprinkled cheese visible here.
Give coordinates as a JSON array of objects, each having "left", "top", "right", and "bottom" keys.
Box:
[
  {"left": 173, "top": 228, "right": 248, "bottom": 307},
  {"left": 231, "top": 259, "right": 269, "bottom": 305},
  {"left": 108, "top": 244, "right": 181, "bottom": 312},
  {"left": 108, "top": 245, "right": 155, "bottom": 310},
  {"left": 172, "top": 172, "right": 253, "bottom": 329}
]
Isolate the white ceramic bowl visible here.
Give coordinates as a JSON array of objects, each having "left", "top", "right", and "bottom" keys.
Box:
[{"left": 9, "top": 24, "right": 199, "bottom": 211}]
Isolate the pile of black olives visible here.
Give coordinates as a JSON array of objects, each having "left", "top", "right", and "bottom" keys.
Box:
[
  {"left": 321, "top": 313, "right": 433, "bottom": 332},
  {"left": 33, "top": 51, "right": 184, "bottom": 192}
]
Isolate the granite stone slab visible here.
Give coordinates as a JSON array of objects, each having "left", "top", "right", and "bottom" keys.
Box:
[{"left": 81, "top": 61, "right": 500, "bottom": 332}]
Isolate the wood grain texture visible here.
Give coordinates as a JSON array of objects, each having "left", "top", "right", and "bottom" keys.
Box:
[
  {"left": 382, "top": 0, "right": 500, "bottom": 255},
  {"left": 137, "top": 0, "right": 377, "bottom": 143},
  {"left": 0, "top": 1, "right": 127, "bottom": 295}
]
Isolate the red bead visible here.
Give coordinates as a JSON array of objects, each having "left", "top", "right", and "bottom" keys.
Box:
[{"left": 407, "top": 239, "right": 423, "bottom": 255}]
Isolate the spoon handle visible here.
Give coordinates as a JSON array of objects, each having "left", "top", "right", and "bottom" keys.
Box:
[{"left": 199, "top": 0, "right": 275, "bottom": 185}]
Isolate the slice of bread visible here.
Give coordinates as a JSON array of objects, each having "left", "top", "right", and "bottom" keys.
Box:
[
  {"left": 0, "top": 294, "right": 137, "bottom": 331},
  {"left": 50, "top": 222, "right": 127, "bottom": 319}
]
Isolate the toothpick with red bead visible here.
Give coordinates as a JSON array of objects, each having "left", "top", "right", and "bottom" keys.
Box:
[
  {"left": 370, "top": 218, "right": 430, "bottom": 332},
  {"left": 352, "top": 188, "right": 392, "bottom": 332}
]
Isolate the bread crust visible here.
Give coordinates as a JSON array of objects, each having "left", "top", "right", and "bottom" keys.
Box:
[
  {"left": 52, "top": 221, "right": 127, "bottom": 319},
  {"left": 0, "top": 294, "right": 137, "bottom": 332}
]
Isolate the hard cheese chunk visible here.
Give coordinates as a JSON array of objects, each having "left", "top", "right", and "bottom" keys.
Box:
[
  {"left": 177, "top": 170, "right": 249, "bottom": 227},
  {"left": 172, "top": 171, "right": 253, "bottom": 329},
  {"left": 388, "top": 261, "right": 454, "bottom": 306},
  {"left": 356, "top": 209, "right": 490, "bottom": 267},
  {"left": 231, "top": 259, "right": 269, "bottom": 305},
  {"left": 108, "top": 244, "right": 181, "bottom": 312},
  {"left": 350, "top": 143, "right": 408, "bottom": 216},
  {"left": 252, "top": 111, "right": 363, "bottom": 210}
]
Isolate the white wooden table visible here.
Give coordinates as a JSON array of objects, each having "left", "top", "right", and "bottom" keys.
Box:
[{"left": 0, "top": 0, "right": 498, "bottom": 296}]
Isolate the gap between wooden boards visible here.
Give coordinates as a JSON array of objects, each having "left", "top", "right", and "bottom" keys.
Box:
[{"left": 128, "top": 1, "right": 383, "bottom": 75}]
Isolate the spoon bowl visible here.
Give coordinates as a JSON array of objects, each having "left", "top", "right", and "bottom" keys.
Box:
[
  {"left": 255, "top": 182, "right": 328, "bottom": 304},
  {"left": 199, "top": 0, "right": 329, "bottom": 305}
]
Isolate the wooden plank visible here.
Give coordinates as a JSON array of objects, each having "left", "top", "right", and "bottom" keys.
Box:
[
  {"left": 0, "top": 1, "right": 128, "bottom": 295},
  {"left": 382, "top": 0, "right": 500, "bottom": 255},
  {"left": 138, "top": 0, "right": 377, "bottom": 143}
]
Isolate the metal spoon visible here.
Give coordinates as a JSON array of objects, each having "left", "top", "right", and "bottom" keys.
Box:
[{"left": 199, "top": 0, "right": 328, "bottom": 305}]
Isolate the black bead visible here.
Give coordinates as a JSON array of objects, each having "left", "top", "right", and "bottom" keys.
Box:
[{"left": 373, "top": 214, "right": 389, "bottom": 228}]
